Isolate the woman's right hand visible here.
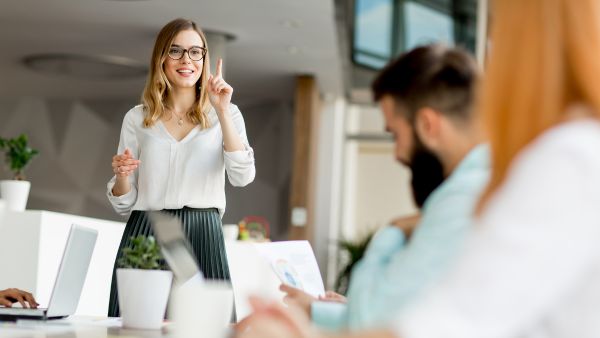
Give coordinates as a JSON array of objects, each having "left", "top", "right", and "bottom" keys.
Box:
[
  {"left": 111, "top": 148, "right": 140, "bottom": 196},
  {"left": 112, "top": 148, "right": 140, "bottom": 179}
]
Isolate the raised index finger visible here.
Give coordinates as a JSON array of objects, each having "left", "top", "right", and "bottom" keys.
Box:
[{"left": 216, "top": 58, "right": 223, "bottom": 78}]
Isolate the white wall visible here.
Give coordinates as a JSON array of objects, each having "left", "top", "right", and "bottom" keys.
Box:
[
  {"left": 0, "top": 97, "right": 294, "bottom": 242},
  {"left": 320, "top": 103, "right": 417, "bottom": 289},
  {"left": 0, "top": 97, "right": 132, "bottom": 220},
  {"left": 343, "top": 104, "right": 417, "bottom": 238}
]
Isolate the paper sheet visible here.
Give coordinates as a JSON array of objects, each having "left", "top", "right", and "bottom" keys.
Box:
[
  {"left": 225, "top": 240, "right": 326, "bottom": 320},
  {"left": 253, "top": 241, "right": 325, "bottom": 298}
]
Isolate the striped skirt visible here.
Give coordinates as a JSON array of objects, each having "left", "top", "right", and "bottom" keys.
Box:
[{"left": 107, "top": 207, "right": 231, "bottom": 317}]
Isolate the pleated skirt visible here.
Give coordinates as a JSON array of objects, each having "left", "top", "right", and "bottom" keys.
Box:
[{"left": 107, "top": 207, "right": 231, "bottom": 317}]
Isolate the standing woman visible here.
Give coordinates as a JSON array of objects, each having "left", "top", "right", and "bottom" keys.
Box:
[{"left": 106, "top": 18, "right": 255, "bottom": 317}]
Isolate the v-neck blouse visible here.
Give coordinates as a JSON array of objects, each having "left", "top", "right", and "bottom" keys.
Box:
[{"left": 106, "top": 104, "right": 255, "bottom": 217}]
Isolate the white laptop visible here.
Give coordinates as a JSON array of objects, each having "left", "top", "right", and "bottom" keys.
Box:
[{"left": 0, "top": 225, "right": 97, "bottom": 320}]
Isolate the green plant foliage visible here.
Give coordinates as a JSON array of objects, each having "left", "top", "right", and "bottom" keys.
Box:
[
  {"left": 0, "top": 134, "right": 39, "bottom": 181},
  {"left": 334, "top": 231, "right": 375, "bottom": 295},
  {"left": 117, "top": 235, "right": 167, "bottom": 270}
]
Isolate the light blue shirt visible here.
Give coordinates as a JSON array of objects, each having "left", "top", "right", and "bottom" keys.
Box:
[{"left": 311, "top": 145, "right": 490, "bottom": 331}]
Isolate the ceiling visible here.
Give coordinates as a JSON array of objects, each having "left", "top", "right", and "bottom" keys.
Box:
[{"left": 0, "top": 0, "right": 343, "bottom": 106}]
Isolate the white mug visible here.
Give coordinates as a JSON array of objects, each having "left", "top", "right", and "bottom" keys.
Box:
[
  {"left": 222, "top": 224, "right": 239, "bottom": 241},
  {"left": 171, "top": 281, "right": 234, "bottom": 338},
  {"left": 0, "top": 199, "right": 5, "bottom": 227}
]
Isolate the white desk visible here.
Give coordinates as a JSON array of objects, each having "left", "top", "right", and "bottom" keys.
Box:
[
  {"left": 0, "top": 210, "right": 125, "bottom": 316},
  {"left": 0, "top": 210, "right": 321, "bottom": 322},
  {"left": 0, "top": 316, "right": 170, "bottom": 337}
]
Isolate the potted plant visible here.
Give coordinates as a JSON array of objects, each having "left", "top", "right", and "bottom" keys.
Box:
[
  {"left": 117, "top": 235, "right": 172, "bottom": 330},
  {"left": 334, "top": 231, "right": 374, "bottom": 295},
  {"left": 0, "top": 134, "right": 39, "bottom": 211}
]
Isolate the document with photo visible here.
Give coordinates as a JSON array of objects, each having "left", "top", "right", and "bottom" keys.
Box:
[{"left": 254, "top": 241, "right": 325, "bottom": 297}]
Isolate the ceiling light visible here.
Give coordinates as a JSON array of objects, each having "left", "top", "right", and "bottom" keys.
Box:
[{"left": 22, "top": 54, "right": 147, "bottom": 80}]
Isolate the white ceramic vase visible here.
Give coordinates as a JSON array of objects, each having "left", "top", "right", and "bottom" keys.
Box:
[
  {"left": 117, "top": 268, "right": 173, "bottom": 330},
  {"left": 0, "top": 180, "right": 31, "bottom": 211}
]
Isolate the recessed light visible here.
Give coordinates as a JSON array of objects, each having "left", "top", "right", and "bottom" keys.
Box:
[
  {"left": 280, "top": 19, "right": 303, "bottom": 29},
  {"left": 287, "top": 46, "right": 301, "bottom": 55}
]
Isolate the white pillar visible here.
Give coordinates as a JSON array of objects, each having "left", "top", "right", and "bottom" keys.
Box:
[
  {"left": 476, "top": 0, "right": 489, "bottom": 66},
  {"left": 205, "top": 31, "right": 233, "bottom": 77},
  {"left": 313, "top": 96, "right": 346, "bottom": 288}
]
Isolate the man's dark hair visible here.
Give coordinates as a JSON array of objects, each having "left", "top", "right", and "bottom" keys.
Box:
[{"left": 372, "top": 44, "right": 478, "bottom": 122}]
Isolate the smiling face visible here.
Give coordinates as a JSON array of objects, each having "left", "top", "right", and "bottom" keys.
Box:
[{"left": 163, "top": 29, "right": 205, "bottom": 90}]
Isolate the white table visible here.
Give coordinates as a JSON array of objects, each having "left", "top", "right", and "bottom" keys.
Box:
[{"left": 0, "top": 316, "right": 171, "bottom": 337}]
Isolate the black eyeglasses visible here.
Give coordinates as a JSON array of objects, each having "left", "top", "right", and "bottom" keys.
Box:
[{"left": 168, "top": 46, "right": 207, "bottom": 61}]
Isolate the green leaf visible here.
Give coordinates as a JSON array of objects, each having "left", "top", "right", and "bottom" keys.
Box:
[
  {"left": 334, "top": 231, "right": 375, "bottom": 295},
  {"left": 0, "top": 134, "right": 39, "bottom": 180},
  {"left": 117, "top": 235, "right": 168, "bottom": 270}
]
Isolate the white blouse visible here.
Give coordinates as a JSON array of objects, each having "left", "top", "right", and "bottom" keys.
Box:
[
  {"left": 395, "top": 116, "right": 600, "bottom": 338},
  {"left": 106, "top": 104, "right": 255, "bottom": 217}
]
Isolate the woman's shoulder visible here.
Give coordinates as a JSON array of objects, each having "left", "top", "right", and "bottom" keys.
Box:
[
  {"left": 507, "top": 118, "right": 600, "bottom": 186},
  {"left": 125, "top": 104, "right": 145, "bottom": 117},
  {"left": 207, "top": 103, "right": 243, "bottom": 123},
  {"left": 123, "top": 104, "right": 146, "bottom": 123},
  {"left": 527, "top": 118, "right": 600, "bottom": 162},
  {"left": 227, "top": 103, "right": 244, "bottom": 120}
]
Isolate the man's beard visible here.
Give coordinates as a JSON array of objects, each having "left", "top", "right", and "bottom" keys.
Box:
[{"left": 408, "top": 133, "right": 446, "bottom": 209}]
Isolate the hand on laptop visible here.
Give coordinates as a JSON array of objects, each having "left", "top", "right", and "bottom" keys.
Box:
[{"left": 0, "top": 288, "right": 38, "bottom": 308}]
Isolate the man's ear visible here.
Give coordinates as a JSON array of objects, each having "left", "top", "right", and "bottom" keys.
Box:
[{"left": 414, "top": 107, "right": 442, "bottom": 149}]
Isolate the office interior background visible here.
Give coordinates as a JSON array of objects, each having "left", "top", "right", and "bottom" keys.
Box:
[{"left": 0, "top": 0, "right": 483, "bottom": 287}]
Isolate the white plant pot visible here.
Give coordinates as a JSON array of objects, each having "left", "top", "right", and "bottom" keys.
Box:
[
  {"left": 0, "top": 180, "right": 31, "bottom": 212},
  {"left": 117, "top": 268, "right": 173, "bottom": 330}
]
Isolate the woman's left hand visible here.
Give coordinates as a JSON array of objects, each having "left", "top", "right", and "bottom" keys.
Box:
[{"left": 208, "top": 58, "right": 233, "bottom": 114}]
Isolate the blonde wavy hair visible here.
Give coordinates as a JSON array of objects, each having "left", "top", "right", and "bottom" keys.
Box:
[
  {"left": 141, "top": 18, "right": 212, "bottom": 129},
  {"left": 477, "top": 0, "right": 600, "bottom": 212}
]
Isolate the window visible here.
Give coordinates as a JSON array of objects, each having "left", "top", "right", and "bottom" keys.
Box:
[
  {"left": 353, "top": 0, "right": 477, "bottom": 69},
  {"left": 354, "top": 0, "right": 394, "bottom": 69}
]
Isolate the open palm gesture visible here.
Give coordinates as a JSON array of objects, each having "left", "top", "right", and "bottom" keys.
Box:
[{"left": 208, "top": 58, "right": 233, "bottom": 113}]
